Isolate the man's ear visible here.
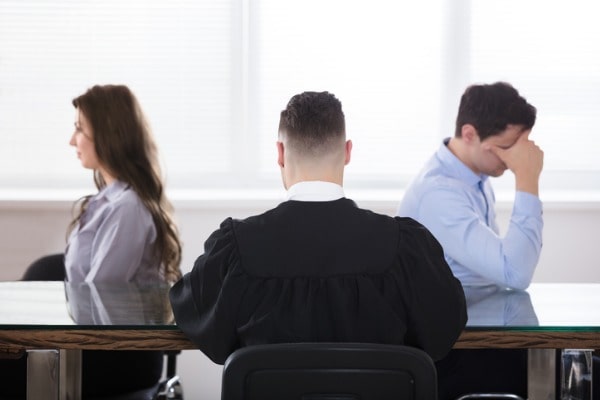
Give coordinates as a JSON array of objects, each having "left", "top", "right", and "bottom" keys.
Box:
[
  {"left": 277, "top": 141, "right": 285, "bottom": 168},
  {"left": 461, "top": 124, "right": 480, "bottom": 144},
  {"left": 344, "top": 139, "right": 353, "bottom": 165}
]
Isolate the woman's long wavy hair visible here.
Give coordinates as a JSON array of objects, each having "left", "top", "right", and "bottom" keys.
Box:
[{"left": 68, "top": 84, "right": 182, "bottom": 283}]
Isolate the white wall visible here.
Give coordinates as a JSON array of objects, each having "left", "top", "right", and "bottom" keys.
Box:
[{"left": 1, "top": 196, "right": 600, "bottom": 399}]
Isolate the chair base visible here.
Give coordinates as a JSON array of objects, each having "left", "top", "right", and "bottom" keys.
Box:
[
  {"left": 456, "top": 393, "right": 526, "bottom": 400},
  {"left": 156, "top": 375, "right": 184, "bottom": 400}
]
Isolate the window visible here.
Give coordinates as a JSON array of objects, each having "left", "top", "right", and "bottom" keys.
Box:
[
  {"left": 248, "top": 1, "right": 444, "bottom": 188},
  {"left": 0, "top": 0, "right": 235, "bottom": 190},
  {"left": 1, "top": 1, "right": 598, "bottom": 195},
  {"left": 469, "top": 0, "right": 600, "bottom": 192}
]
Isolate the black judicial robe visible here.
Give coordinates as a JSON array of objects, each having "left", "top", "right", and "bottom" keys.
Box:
[{"left": 170, "top": 198, "right": 467, "bottom": 364}]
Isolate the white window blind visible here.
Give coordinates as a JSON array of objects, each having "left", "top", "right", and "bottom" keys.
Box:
[
  {"left": 249, "top": 0, "right": 444, "bottom": 187},
  {"left": 469, "top": 0, "right": 600, "bottom": 192},
  {"left": 0, "top": 0, "right": 235, "bottom": 190},
  {"left": 0, "top": 1, "right": 599, "bottom": 195}
]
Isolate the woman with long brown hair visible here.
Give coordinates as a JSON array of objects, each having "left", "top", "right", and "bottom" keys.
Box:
[
  {"left": 1, "top": 84, "right": 183, "bottom": 398},
  {"left": 65, "top": 84, "right": 183, "bottom": 397},
  {"left": 67, "top": 84, "right": 181, "bottom": 284}
]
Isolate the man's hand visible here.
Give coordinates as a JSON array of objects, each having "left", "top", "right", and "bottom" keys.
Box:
[{"left": 487, "top": 131, "right": 544, "bottom": 196}]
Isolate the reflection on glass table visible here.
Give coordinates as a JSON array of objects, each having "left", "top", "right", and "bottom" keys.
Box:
[
  {"left": 464, "top": 285, "right": 539, "bottom": 327},
  {"left": 64, "top": 282, "right": 174, "bottom": 326},
  {"left": 3, "top": 281, "right": 600, "bottom": 400}
]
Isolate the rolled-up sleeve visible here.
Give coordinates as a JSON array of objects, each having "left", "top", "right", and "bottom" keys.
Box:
[{"left": 415, "top": 188, "right": 542, "bottom": 290}]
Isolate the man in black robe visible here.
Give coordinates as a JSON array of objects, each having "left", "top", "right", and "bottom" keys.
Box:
[{"left": 169, "top": 91, "right": 467, "bottom": 365}]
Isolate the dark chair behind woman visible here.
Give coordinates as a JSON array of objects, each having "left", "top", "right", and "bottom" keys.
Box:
[{"left": 21, "top": 254, "right": 66, "bottom": 281}]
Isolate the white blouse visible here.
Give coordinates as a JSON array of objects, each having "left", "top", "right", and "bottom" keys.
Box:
[{"left": 64, "top": 180, "right": 161, "bottom": 283}]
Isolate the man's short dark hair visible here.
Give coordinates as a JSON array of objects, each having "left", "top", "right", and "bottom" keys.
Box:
[
  {"left": 279, "top": 91, "right": 345, "bottom": 156},
  {"left": 455, "top": 82, "right": 537, "bottom": 140}
]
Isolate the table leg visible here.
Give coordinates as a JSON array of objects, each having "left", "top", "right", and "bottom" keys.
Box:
[
  {"left": 60, "top": 349, "right": 82, "bottom": 400},
  {"left": 26, "top": 349, "right": 82, "bottom": 400},
  {"left": 528, "top": 348, "right": 556, "bottom": 400},
  {"left": 560, "top": 349, "right": 593, "bottom": 400},
  {"left": 27, "top": 349, "right": 59, "bottom": 400}
]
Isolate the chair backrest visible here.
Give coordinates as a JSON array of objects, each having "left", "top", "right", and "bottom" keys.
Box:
[
  {"left": 21, "top": 253, "right": 66, "bottom": 281},
  {"left": 221, "top": 342, "right": 437, "bottom": 400}
]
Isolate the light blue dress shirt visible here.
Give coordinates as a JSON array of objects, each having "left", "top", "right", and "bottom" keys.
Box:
[
  {"left": 397, "top": 139, "right": 543, "bottom": 290},
  {"left": 65, "top": 180, "right": 161, "bottom": 283}
]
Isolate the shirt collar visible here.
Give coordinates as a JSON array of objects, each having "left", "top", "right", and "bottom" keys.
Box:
[
  {"left": 286, "top": 181, "right": 345, "bottom": 201},
  {"left": 97, "top": 180, "right": 129, "bottom": 202},
  {"left": 437, "top": 138, "right": 487, "bottom": 187}
]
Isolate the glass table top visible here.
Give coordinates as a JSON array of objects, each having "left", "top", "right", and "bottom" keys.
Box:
[
  {"left": 0, "top": 281, "right": 174, "bottom": 328},
  {"left": 464, "top": 283, "right": 600, "bottom": 330},
  {"left": 1, "top": 281, "right": 600, "bottom": 331}
]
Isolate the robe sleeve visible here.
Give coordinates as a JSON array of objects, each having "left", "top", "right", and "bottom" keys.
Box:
[
  {"left": 395, "top": 217, "right": 467, "bottom": 361},
  {"left": 169, "top": 218, "right": 243, "bottom": 364}
]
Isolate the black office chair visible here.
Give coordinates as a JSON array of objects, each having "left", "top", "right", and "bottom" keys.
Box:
[
  {"left": 21, "top": 254, "right": 184, "bottom": 400},
  {"left": 221, "top": 342, "right": 438, "bottom": 400},
  {"left": 21, "top": 253, "right": 66, "bottom": 281}
]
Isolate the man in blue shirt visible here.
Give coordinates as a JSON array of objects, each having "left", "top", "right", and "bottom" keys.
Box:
[
  {"left": 398, "top": 81, "right": 543, "bottom": 290},
  {"left": 398, "top": 82, "right": 543, "bottom": 399}
]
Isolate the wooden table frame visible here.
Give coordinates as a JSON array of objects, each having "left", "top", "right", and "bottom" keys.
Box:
[
  {"left": 2, "top": 329, "right": 599, "bottom": 400},
  {"left": 2, "top": 329, "right": 600, "bottom": 352}
]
